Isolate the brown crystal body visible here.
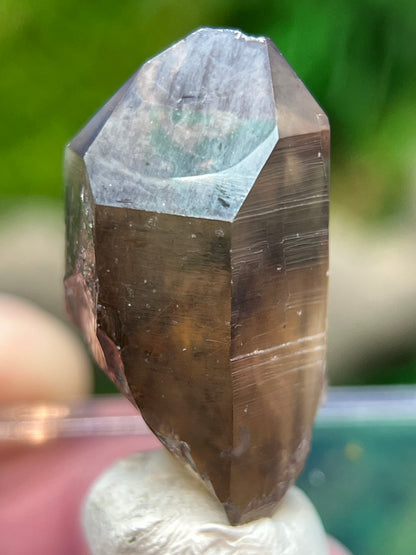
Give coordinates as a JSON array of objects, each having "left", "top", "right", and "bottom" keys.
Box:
[{"left": 64, "top": 29, "right": 329, "bottom": 524}]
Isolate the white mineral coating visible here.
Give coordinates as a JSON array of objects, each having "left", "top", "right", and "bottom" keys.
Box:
[{"left": 83, "top": 449, "right": 329, "bottom": 555}]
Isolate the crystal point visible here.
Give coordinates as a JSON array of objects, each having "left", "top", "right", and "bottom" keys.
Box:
[{"left": 65, "top": 28, "right": 329, "bottom": 525}]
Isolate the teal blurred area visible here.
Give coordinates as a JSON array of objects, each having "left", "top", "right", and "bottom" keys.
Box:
[
  {"left": 0, "top": 1, "right": 415, "bottom": 383},
  {"left": 300, "top": 386, "right": 416, "bottom": 555}
]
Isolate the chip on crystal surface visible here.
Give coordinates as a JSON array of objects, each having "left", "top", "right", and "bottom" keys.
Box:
[{"left": 65, "top": 28, "right": 329, "bottom": 525}]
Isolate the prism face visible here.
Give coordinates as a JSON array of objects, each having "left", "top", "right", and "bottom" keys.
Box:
[
  {"left": 229, "top": 132, "right": 329, "bottom": 523},
  {"left": 64, "top": 148, "right": 131, "bottom": 393},
  {"left": 64, "top": 149, "right": 105, "bottom": 369},
  {"left": 227, "top": 44, "right": 330, "bottom": 520},
  {"left": 94, "top": 206, "right": 234, "bottom": 500},
  {"left": 64, "top": 27, "right": 330, "bottom": 526},
  {"left": 64, "top": 148, "right": 95, "bottom": 283}
]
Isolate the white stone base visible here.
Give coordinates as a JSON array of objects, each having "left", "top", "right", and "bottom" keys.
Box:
[{"left": 83, "top": 449, "right": 329, "bottom": 555}]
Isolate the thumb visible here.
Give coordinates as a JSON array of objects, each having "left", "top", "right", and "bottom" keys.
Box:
[{"left": 0, "top": 294, "right": 92, "bottom": 403}]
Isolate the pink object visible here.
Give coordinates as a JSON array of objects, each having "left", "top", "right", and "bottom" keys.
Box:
[
  {"left": 0, "top": 397, "right": 348, "bottom": 555},
  {"left": 0, "top": 397, "right": 158, "bottom": 555}
]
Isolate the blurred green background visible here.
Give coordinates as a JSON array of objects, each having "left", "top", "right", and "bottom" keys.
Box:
[
  {"left": 0, "top": 1, "right": 415, "bottom": 382},
  {"left": 1, "top": 3, "right": 416, "bottom": 554}
]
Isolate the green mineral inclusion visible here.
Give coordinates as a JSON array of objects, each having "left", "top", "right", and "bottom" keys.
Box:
[{"left": 146, "top": 105, "right": 275, "bottom": 179}]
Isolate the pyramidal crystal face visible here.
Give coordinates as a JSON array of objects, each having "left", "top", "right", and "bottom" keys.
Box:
[{"left": 64, "top": 28, "right": 329, "bottom": 525}]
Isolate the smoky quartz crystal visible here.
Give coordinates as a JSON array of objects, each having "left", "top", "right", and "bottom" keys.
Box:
[{"left": 64, "top": 28, "right": 329, "bottom": 525}]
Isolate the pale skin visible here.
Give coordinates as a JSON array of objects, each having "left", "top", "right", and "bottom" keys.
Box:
[{"left": 0, "top": 295, "right": 351, "bottom": 554}]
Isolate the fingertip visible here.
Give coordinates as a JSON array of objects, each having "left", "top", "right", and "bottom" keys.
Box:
[{"left": 0, "top": 294, "right": 93, "bottom": 403}]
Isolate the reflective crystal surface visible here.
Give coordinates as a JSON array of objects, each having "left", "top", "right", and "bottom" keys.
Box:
[{"left": 64, "top": 28, "right": 330, "bottom": 525}]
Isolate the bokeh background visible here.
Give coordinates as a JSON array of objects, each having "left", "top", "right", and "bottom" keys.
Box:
[
  {"left": 0, "top": 2, "right": 415, "bottom": 554},
  {"left": 1, "top": 0, "right": 415, "bottom": 388}
]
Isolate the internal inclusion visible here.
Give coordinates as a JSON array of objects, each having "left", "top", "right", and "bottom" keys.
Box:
[{"left": 134, "top": 107, "right": 276, "bottom": 179}]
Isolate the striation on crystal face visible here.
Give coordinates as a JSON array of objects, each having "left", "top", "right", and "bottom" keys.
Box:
[{"left": 64, "top": 28, "right": 330, "bottom": 525}]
